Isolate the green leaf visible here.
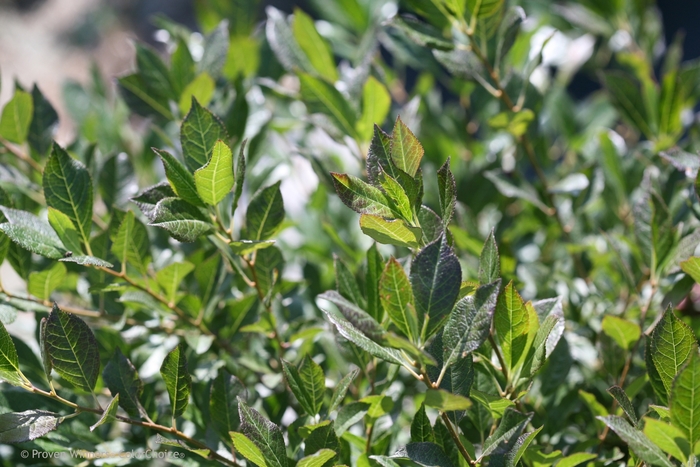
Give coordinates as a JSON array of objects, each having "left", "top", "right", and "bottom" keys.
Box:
[
  {"left": 478, "top": 229, "right": 500, "bottom": 285},
  {"left": 357, "top": 76, "right": 391, "bottom": 142},
  {"left": 365, "top": 244, "right": 385, "bottom": 321},
  {"left": 318, "top": 290, "right": 384, "bottom": 340},
  {"left": 238, "top": 399, "right": 289, "bottom": 467},
  {"left": 111, "top": 211, "right": 150, "bottom": 272},
  {"left": 210, "top": 370, "right": 245, "bottom": 440},
  {"left": 28, "top": 262, "right": 66, "bottom": 301},
  {"left": 48, "top": 207, "right": 83, "bottom": 254},
  {"left": 160, "top": 343, "right": 192, "bottom": 419},
  {"left": 293, "top": 9, "right": 338, "bottom": 82},
  {"left": 150, "top": 198, "right": 213, "bottom": 242},
  {"left": 329, "top": 368, "right": 359, "bottom": 413},
  {"left": 136, "top": 43, "right": 176, "bottom": 100},
  {"left": 443, "top": 280, "right": 500, "bottom": 368},
  {"left": 305, "top": 421, "right": 340, "bottom": 455},
  {"left": 118, "top": 73, "right": 173, "bottom": 120},
  {"left": 556, "top": 453, "right": 598, "bottom": 467},
  {"left": 244, "top": 181, "right": 285, "bottom": 241},
  {"left": 647, "top": 339, "right": 669, "bottom": 405},
  {"left": 156, "top": 261, "right": 195, "bottom": 305},
  {"left": 170, "top": 38, "right": 195, "bottom": 98},
  {"left": 393, "top": 442, "right": 455, "bottom": 467},
  {"left": 89, "top": 394, "right": 119, "bottom": 431},
  {"left": 102, "top": 348, "right": 145, "bottom": 419},
  {"left": 436, "top": 158, "right": 456, "bottom": 225},
  {"left": 597, "top": 416, "right": 674, "bottom": 467},
  {"left": 197, "top": 21, "right": 229, "bottom": 79},
  {"left": 230, "top": 240, "right": 275, "bottom": 255},
  {"left": 27, "top": 84, "right": 58, "bottom": 156},
  {"left": 180, "top": 97, "right": 228, "bottom": 171},
  {"left": 359, "top": 214, "right": 421, "bottom": 248},
  {"left": 297, "top": 449, "right": 336, "bottom": 467},
  {"left": 521, "top": 313, "right": 562, "bottom": 378},
  {"left": 424, "top": 389, "right": 472, "bottom": 411},
  {"left": 0, "top": 207, "right": 67, "bottom": 259},
  {"left": 411, "top": 404, "right": 435, "bottom": 443},
  {"left": 282, "top": 358, "right": 325, "bottom": 416},
  {"left": 495, "top": 281, "right": 530, "bottom": 371},
  {"left": 601, "top": 71, "right": 652, "bottom": 138},
  {"left": 178, "top": 73, "right": 216, "bottom": 114},
  {"left": 651, "top": 307, "right": 697, "bottom": 394},
  {"left": 495, "top": 7, "right": 526, "bottom": 65},
  {"left": 0, "top": 321, "right": 29, "bottom": 387},
  {"left": 60, "top": 255, "right": 113, "bottom": 268},
  {"left": 155, "top": 148, "right": 205, "bottom": 207},
  {"left": 43, "top": 143, "right": 93, "bottom": 246},
  {"left": 642, "top": 417, "right": 689, "bottom": 463},
  {"left": 0, "top": 410, "right": 62, "bottom": 443},
  {"left": 681, "top": 256, "right": 700, "bottom": 283},
  {"left": 299, "top": 73, "right": 357, "bottom": 139},
  {"left": 380, "top": 258, "right": 418, "bottom": 341},
  {"left": 231, "top": 431, "right": 268, "bottom": 467},
  {"left": 331, "top": 172, "right": 394, "bottom": 217},
  {"left": 44, "top": 304, "right": 100, "bottom": 393},
  {"left": 607, "top": 385, "right": 638, "bottom": 425},
  {"left": 484, "top": 170, "right": 551, "bottom": 213},
  {"left": 602, "top": 315, "right": 641, "bottom": 351},
  {"left": 232, "top": 140, "right": 247, "bottom": 216},
  {"left": 481, "top": 408, "right": 532, "bottom": 459},
  {"left": 670, "top": 351, "right": 700, "bottom": 447},
  {"left": 0, "top": 89, "right": 33, "bottom": 144},
  {"left": 265, "top": 7, "right": 315, "bottom": 74},
  {"left": 132, "top": 182, "right": 177, "bottom": 220},
  {"left": 389, "top": 16, "right": 454, "bottom": 51},
  {"left": 194, "top": 140, "right": 234, "bottom": 205},
  {"left": 39, "top": 317, "right": 52, "bottom": 386},
  {"left": 334, "top": 255, "right": 365, "bottom": 308},
  {"left": 335, "top": 401, "right": 370, "bottom": 436},
  {"left": 471, "top": 389, "right": 514, "bottom": 419},
  {"left": 390, "top": 117, "right": 424, "bottom": 177},
  {"left": 378, "top": 170, "right": 414, "bottom": 223},
  {"left": 410, "top": 234, "right": 462, "bottom": 339}
]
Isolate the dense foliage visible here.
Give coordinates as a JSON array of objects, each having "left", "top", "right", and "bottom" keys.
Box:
[{"left": 1, "top": 0, "right": 700, "bottom": 466}]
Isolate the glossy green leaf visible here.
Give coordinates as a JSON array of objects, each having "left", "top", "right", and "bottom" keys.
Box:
[
  {"left": 0, "top": 207, "right": 66, "bottom": 259},
  {"left": 642, "top": 417, "right": 689, "bottom": 463},
  {"left": 238, "top": 399, "right": 289, "bottom": 467},
  {"left": 0, "top": 321, "right": 29, "bottom": 387},
  {"left": 181, "top": 97, "right": 228, "bottom": 171},
  {"left": 48, "top": 207, "right": 83, "bottom": 254},
  {"left": 299, "top": 73, "right": 357, "bottom": 138},
  {"left": 436, "top": 158, "right": 456, "bottom": 225},
  {"left": 150, "top": 198, "right": 213, "bottom": 242},
  {"left": 478, "top": 229, "right": 500, "bottom": 285},
  {"left": 194, "top": 140, "right": 234, "bottom": 205},
  {"left": 411, "top": 404, "right": 435, "bottom": 443},
  {"left": 44, "top": 304, "right": 100, "bottom": 393},
  {"left": 380, "top": 258, "right": 418, "bottom": 341},
  {"left": 28, "top": 262, "right": 66, "bottom": 301},
  {"left": 155, "top": 148, "right": 205, "bottom": 207},
  {"left": 357, "top": 76, "right": 391, "bottom": 142},
  {"left": 607, "top": 385, "right": 638, "bottom": 425},
  {"left": 244, "top": 181, "right": 285, "bottom": 241},
  {"left": 424, "top": 389, "right": 471, "bottom": 411},
  {"left": 390, "top": 117, "right": 423, "bottom": 177},
  {"left": 331, "top": 172, "right": 394, "bottom": 217},
  {"left": 111, "top": 210, "right": 150, "bottom": 272},
  {"left": 160, "top": 343, "right": 192, "bottom": 419},
  {"left": 670, "top": 351, "right": 700, "bottom": 447},
  {"left": 651, "top": 307, "right": 697, "bottom": 394},
  {"left": 329, "top": 369, "right": 359, "bottom": 413},
  {"left": 43, "top": 143, "right": 93, "bottom": 246},
  {"left": 495, "top": 281, "right": 530, "bottom": 370},
  {"left": 210, "top": 370, "right": 245, "bottom": 439},
  {"left": 231, "top": 431, "right": 267, "bottom": 467},
  {"left": 0, "top": 89, "right": 32, "bottom": 144},
  {"left": 410, "top": 234, "right": 461, "bottom": 338},
  {"left": 27, "top": 84, "right": 58, "bottom": 155},
  {"left": 597, "top": 416, "right": 674, "bottom": 467},
  {"left": 359, "top": 214, "right": 421, "bottom": 248},
  {"left": 89, "top": 395, "right": 119, "bottom": 431},
  {"left": 602, "top": 315, "right": 641, "bottom": 351},
  {"left": 102, "top": 348, "right": 144, "bottom": 419},
  {"left": 293, "top": 9, "right": 337, "bottom": 82},
  {"left": 282, "top": 358, "right": 325, "bottom": 416}
]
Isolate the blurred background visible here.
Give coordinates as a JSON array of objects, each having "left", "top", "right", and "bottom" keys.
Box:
[{"left": 1, "top": 0, "right": 698, "bottom": 144}]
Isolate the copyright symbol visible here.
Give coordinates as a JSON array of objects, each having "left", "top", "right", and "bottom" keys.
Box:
[{"left": 20, "top": 450, "right": 28, "bottom": 458}]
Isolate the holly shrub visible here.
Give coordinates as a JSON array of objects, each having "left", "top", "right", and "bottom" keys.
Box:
[{"left": 1, "top": 0, "right": 700, "bottom": 466}]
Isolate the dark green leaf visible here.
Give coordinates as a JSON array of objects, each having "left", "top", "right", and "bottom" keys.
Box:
[
  {"left": 27, "top": 84, "right": 58, "bottom": 156},
  {"left": 329, "top": 369, "right": 359, "bottom": 413},
  {"left": 651, "top": 307, "right": 697, "bottom": 394},
  {"left": 478, "top": 229, "right": 500, "bottom": 285},
  {"left": 160, "top": 343, "right": 191, "bottom": 419},
  {"left": 335, "top": 401, "right": 370, "bottom": 436},
  {"left": 381, "top": 257, "right": 418, "bottom": 341},
  {"left": 393, "top": 442, "right": 455, "bottom": 467},
  {"left": 365, "top": 244, "right": 384, "bottom": 322},
  {"left": 131, "top": 182, "right": 176, "bottom": 221},
  {"left": 155, "top": 148, "right": 205, "bottom": 207},
  {"left": 180, "top": 97, "right": 228, "bottom": 171},
  {"left": 210, "top": 370, "right": 245, "bottom": 439},
  {"left": 244, "top": 181, "right": 285, "bottom": 241},
  {"left": 103, "top": 348, "right": 145, "bottom": 418},
  {"left": 670, "top": 351, "right": 700, "bottom": 447},
  {"left": 150, "top": 197, "right": 213, "bottom": 242},
  {"left": 0, "top": 321, "right": 29, "bottom": 387},
  {"left": 411, "top": 404, "right": 435, "bottom": 443},
  {"left": 607, "top": 386, "right": 638, "bottom": 426},
  {"left": 390, "top": 117, "right": 423, "bottom": 178},
  {"left": 238, "top": 398, "right": 289, "bottom": 467},
  {"left": 480, "top": 408, "right": 532, "bottom": 459},
  {"left": 305, "top": 422, "right": 339, "bottom": 455},
  {"left": 436, "top": 158, "right": 456, "bottom": 225},
  {"left": 0, "top": 410, "right": 61, "bottom": 443},
  {"left": 597, "top": 416, "right": 674, "bottom": 467},
  {"left": 299, "top": 73, "right": 358, "bottom": 138}
]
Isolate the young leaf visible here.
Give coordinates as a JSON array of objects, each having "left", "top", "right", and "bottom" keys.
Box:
[
  {"left": 359, "top": 215, "right": 421, "bottom": 248},
  {"left": 28, "top": 262, "right": 66, "bottom": 301},
  {"left": 132, "top": 182, "right": 177, "bottom": 221},
  {"left": 43, "top": 143, "right": 93, "bottom": 246},
  {"left": 0, "top": 89, "right": 33, "bottom": 144},
  {"left": 357, "top": 76, "right": 391, "bottom": 142},
  {"left": 651, "top": 307, "right": 697, "bottom": 394},
  {"left": 292, "top": 8, "right": 338, "bottom": 82},
  {"left": 556, "top": 453, "right": 598, "bottom": 467},
  {"left": 597, "top": 416, "right": 674, "bottom": 467},
  {"left": 111, "top": 210, "right": 150, "bottom": 272},
  {"left": 478, "top": 229, "right": 500, "bottom": 285},
  {"left": 103, "top": 348, "right": 145, "bottom": 419},
  {"left": 232, "top": 140, "right": 247, "bottom": 216},
  {"left": 0, "top": 321, "right": 30, "bottom": 387},
  {"left": 411, "top": 404, "right": 435, "bottom": 443},
  {"left": 334, "top": 255, "right": 365, "bottom": 308},
  {"left": 194, "top": 140, "right": 235, "bottom": 205},
  {"left": 265, "top": 6, "right": 315, "bottom": 74},
  {"left": 210, "top": 370, "right": 245, "bottom": 439},
  {"left": 297, "top": 449, "right": 336, "bottom": 467},
  {"left": 238, "top": 399, "right": 289, "bottom": 467},
  {"left": 494, "top": 281, "right": 530, "bottom": 371},
  {"left": 160, "top": 343, "right": 192, "bottom": 419},
  {"left": 607, "top": 386, "right": 638, "bottom": 425},
  {"left": 155, "top": 148, "right": 205, "bottom": 207},
  {"left": 390, "top": 117, "right": 424, "bottom": 177},
  {"left": 331, "top": 172, "right": 395, "bottom": 218},
  {"left": 380, "top": 258, "right": 418, "bottom": 341},
  {"left": 299, "top": 73, "right": 357, "bottom": 139},
  {"left": 150, "top": 198, "right": 213, "bottom": 242},
  {"left": 0, "top": 410, "right": 62, "bottom": 443},
  {"left": 642, "top": 417, "right": 689, "bottom": 463},
  {"left": 304, "top": 421, "right": 340, "bottom": 455},
  {"left": 136, "top": 43, "right": 176, "bottom": 100},
  {"left": 44, "top": 304, "right": 100, "bottom": 393},
  {"left": 181, "top": 97, "right": 229, "bottom": 171},
  {"left": 282, "top": 358, "right": 325, "bottom": 416},
  {"left": 378, "top": 169, "right": 414, "bottom": 223},
  {"left": 89, "top": 394, "right": 119, "bottom": 431},
  {"left": 335, "top": 401, "right": 370, "bottom": 436},
  {"left": 410, "top": 234, "right": 461, "bottom": 339},
  {"left": 27, "top": 84, "right": 58, "bottom": 156},
  {"left": 436, "top": 158, "right": 456, "bottom": 225},
  {"left": 424, "top": 389, "right": 472, "bottom": 411},
  {"left": 480, "top": 408, "right": 533, "bottom": 459},
  {"left": 670, "top": 351, "right": 700, "bottom": 447},
  {"left": 230, "top": 240, "right": 275, "bottom": 255},
  {"left": 602, "top": 315, "right": 641, "bottom": 351},
  {"left": 443, "top": 280, "right": 500, "bottom": 368},
  {"left": 329, "top": 369, "right": 359, "bottom": 413},
  {"left": 39, "top": 317, "right": 52, "bottom": 386},
  {"left": 244, "top": 181, "right": 285, "bottom": 241},
  {"left": 365, "top": 244, "right": 385, "bottom": 321},
  {"left": 178, "top": 73, "right": 216, "bottom": 115},
  {"left": 0, "top": 207, "right": 67, "bottom": 259},
  {"left": 156, "top": 261, "right": 195, "bottom": 305},
  {"left": 231, "top": 431, "right": 268, "bottom": 467},
  {"left": 48, "top": 207, "right": 83, "bottom": 254}
]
